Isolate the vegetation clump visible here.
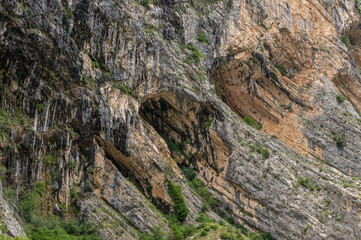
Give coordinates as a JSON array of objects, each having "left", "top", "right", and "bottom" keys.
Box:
[
  {"left": 111, "top": 82, "right": 133, "bottom": 95},
  {"left": 276, "top": 65, "right": 287, "bottom": 76},
  {"left": 181, "top": 45, "right": 203, "bottom": 63},
  {"left": 332, "top": 133, "right": 345, "bottom": 147},
  {"left": 197, "top": 32, "right": 208, "bottom": 44},
  {"left": 340, "top": 34, "right": 351, "bottom": 48},
  {"left": 297, "top": 176, "right": 319, "bottom": 191},
  {"left": 243, "top": 115, "right": 255, "bottom": 127},
  {"left": 336, "top": 94, "right": 346, "bottom": 103},
  {"left": 167, "top": 180, "right": 189, "bottom": 222}
]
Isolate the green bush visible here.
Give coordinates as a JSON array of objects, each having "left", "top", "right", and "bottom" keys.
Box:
[
  {"left": 256, "top": 122, "right": 262, "bottom": 131},
  {"left": 244, "top": 115, "right": 255, "bottom": 127},
  {"left": 262, "top": 148, "right": 270, "bottom": 159},
  {"left": 26, "top": 219, "right": 101, "bottom": 240},
  {"left": 340, "top": 34, "right": 351, "bottom": 48},
  {"left": 140, "top": 0, "right": 150, "bottom": 9},
  {"left": 332, "top": 134, "right": 345, "bottom": 147},
  {"left": 140, "top": 226, "right": 165, "bottom": 240},
  {"left": 200, "top": 230, "right": 208, "bottom": 237},
  {"left": 190, "top": 179, "right": 219, "bottom": 209},
  {"left": 18, "top": 192, "right": 41, "bottom": 223},
  {"left": 206, "top": 118, "right": 214, "bottom": 127},
  {"left": 33, "top": 181, "right": 46, "bottom": 196},
  {"left": 16, "top": 191, "right": 101, "bottom": 240},
  {"left": 227, "top": 0, "right": 233, "bottom": 8},
  {"left": 220, "top": 232, "right": 236, "bottom": 240},
  {"left": 167, "top": 181, "right": 189, "bottom": 222},
  {"left": 181, "top": 45, "right": 203, "bottom": 63},
  {"left": 336, "top": 94, "right": 346, "bottom": 103},
  {"left": 197, "top": 32, "right": 208, "bottom": 44},
  {"left": 357, "top": 0, "right": 361, "bottom": 13},
  {"left": 111, "top": 82, "right": 133, "bottom": 95},
  {"left": 196, "top": 213, "right": 216, "bottom": 223},
  {"left": 0, "top": 235, "right": 28, "bottom": 240},
  {"left": 276, "top": 65, "right": 287, "bottom": 76},
  {"left": 297, "top": 176, "right": 316, "bottom": 191},
  {"left": 43, "top": 154, "right": 57, "bottom": 166},
  {"left": 182, "top": 167, "right": 197, "bottom": 181}
]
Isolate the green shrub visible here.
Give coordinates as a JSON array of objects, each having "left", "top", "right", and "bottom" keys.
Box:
[
  {"left": 340, "top": 34, "right": 351, "bottom": 48},
  {"left": 181, "top": 45, "right": 203, "bottom": 63},
  {"left": 3, "top": 187, "right": 17, "bottom": 203},
  {"left": 357, "top": 0, "right": 361, "bottom": 13},
  {"left": 33, "top": 181, "right": 46, "bottom": 196},
  {"left": 220, "top": 232, "right": 236, "bottom": 240},
  {"left": 26, "top": 218, "right": 101, "bottom": 240},
  {"left": 196, "top": 213, "right": 215, "bottom": 223},
  {"left": 190, "top": 179, "right": 219, "bottom": 209},
  {"left": 197, "top": 32, "right": 208, "bottom": 44},
  {"left": 140, "top": 226, "right": 165, "bottom": 240},
  {"left": 182, "top": 167, "right": 197, "bottom": 181},
  {"left": 332, "top": 134, "right": 345, "bottom": 147},
  {"left": 262, "top": 148, "right": 270, "bottom": 159},
  {"left": 276, "top": 65, "right": 287, "bottom": 76},
  {"left": 206, "top": 118, "right": 214, "bottom": 127},
  {"left": 336, "top": 94, "right": 346, "bottom": 103},
  {"left": 18, "top": 192, "right": 41, "bottom": 223},
  {"left": 256, "top": 122, "right": 262, "bottom": 131},
  {"left": 200, "top": 230, "right": 208, "bottom": 237},
  {"left": 140, "top": 0, "right": 150, "bottom": 9},
  {"left": 111, "top": 82, "right": 133, "bottom": 95},
  {"left": 70, "top": 188, "right": 78, "bottom": 200},
  {"left": 0, "top": 235, "right": 28, "bottom": 240},
  {"left": 297, "top": 176, "right": 316, "bottom": 191},
  {"left": 226, "top": 0, "right": 233, "bottom": 8},
  {"left": 167, "top": 181, "right": 189, "bottom": 222},
  {"left": 343, "top": 182, "right": 352, "bottom": 187},
  {"left": 244, "top": 115, "right": 255, "bottom": 127},
  {"left": 64, "top": 7, "right": 74, "bottom": 19},
  {"left": 15, "top": 190, "right": 102, "bottom": 240},
  {"left": 43, "top": 153, "right": 57, "bottom": 166}
]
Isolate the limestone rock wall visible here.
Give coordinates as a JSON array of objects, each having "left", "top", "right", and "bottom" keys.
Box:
[{"left": 0, "top": 0, "right": 360, "bottom": 239}]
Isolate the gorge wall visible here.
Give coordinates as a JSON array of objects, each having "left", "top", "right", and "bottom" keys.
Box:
[{"left": 0, "top": 0, "right": 361, "bottom": 239}]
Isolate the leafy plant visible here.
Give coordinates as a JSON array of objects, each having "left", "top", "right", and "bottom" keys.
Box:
[
  {"left": 167, "top": 181, "right": 189, "bottom": 222},
  {"left": 262, "top": 148, "right": 270, "bottom": 159},
  {"left": 297, "top": 176, "right": 317, "bottom": 191},
  {"left": 43, "top": 153, "right": 57, "bottom": 166},
  {"left": 206, "top": 118, "right": 214, "bottom": 127},
  {"left": 256, "top": 122, "right": 262, "bottom": 131},
  {"left": 340, "top": 34, "right": 351, "bottom": 48},
  {"left": 140, "top": 0, "right": 150, "bottom": 9},
  {"left": 244, "top": 115, "right": 255, "bottom": 127},
  {"left": 111, "top": 82, "right": 133, "bottom": 95},
  {"left": 332, "top": 134, "right": 345, "bottom": 147},
  {"left": 181, "top": 45, "right": 203, "bottom": 63},
  {"left": 182, "top": 167, "right": 197, "bottom": 181},
  {"left": 197, "top": 32, "right": 208, "bottom": 44},
  {"left": 276, "top": 65, "right": 287, "bottom": 76},
  {"left": 336, "top": 94, "right": 346, "bottom": 103}
]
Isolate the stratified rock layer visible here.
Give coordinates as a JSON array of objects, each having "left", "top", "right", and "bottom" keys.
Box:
[{"left": 0, "top": 0, "right": 360, "bottom": 239}]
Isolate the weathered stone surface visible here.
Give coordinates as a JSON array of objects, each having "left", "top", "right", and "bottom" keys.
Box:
[
  {"left": 0, "top": 0, "right": 360, "bottom": 239},
  {"left": 0, "top": 182, "right": 26, "bottom": 238}
]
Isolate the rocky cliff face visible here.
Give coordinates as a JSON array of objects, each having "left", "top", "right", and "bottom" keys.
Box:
[{"left": 0, "top": 0, "right": 361, "bottom": 239}]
